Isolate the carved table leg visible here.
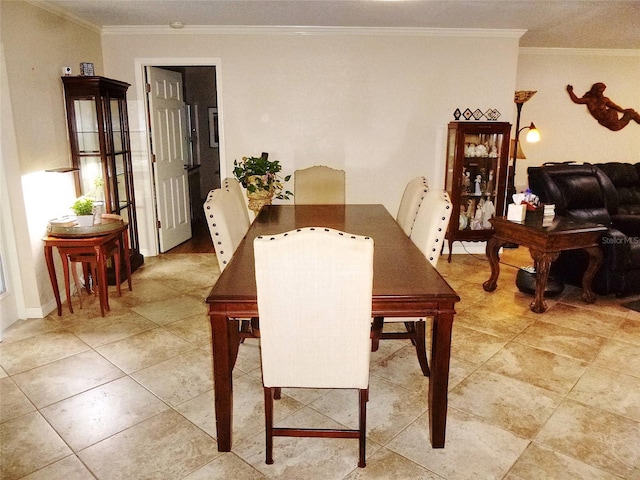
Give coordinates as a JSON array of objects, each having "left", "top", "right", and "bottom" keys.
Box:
[
  {"left": 581, "top": 246, "right": 603, "bottom": 303},
  {"left": 529, "top": 249, "right": 559, "bottom": 313},
  {"left": 483, "top": 236, "right": 507, "bottom": 292}
]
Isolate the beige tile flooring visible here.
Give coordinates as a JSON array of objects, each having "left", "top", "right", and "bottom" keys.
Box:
[{"left": 2, "top": 249, "right": 640, "bottom": 479}]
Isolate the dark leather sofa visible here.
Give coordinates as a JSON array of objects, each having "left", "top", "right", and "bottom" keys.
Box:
[
  {"left": 594, "top": 162, "right": 640, "bottom": 215},
  {"left": 528, "top": 163, "right": 640, "bottom": 296}
]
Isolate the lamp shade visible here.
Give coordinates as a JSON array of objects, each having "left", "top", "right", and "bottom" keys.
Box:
[
  {"left": 525, "top": 123, "right": 541, "bottom": 143},
  {"left": 510, "top": 139, "right": 526, "bottom": 160}
]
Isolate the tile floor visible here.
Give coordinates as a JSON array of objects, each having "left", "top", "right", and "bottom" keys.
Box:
[{"left": 2, "top": 248, "right": 640, "bottom": 479}]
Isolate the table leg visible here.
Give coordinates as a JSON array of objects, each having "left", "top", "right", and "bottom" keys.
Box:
[
  {"left": 44, "top": 246, "right": 62, "bottom": 316},
  {"left": 529, "top": 249, "right": 559, "bottom": 313},
  {"left": 483, "top": 236, "right": 506, "bottom": 292},
  {"left": 429, "top": 304, "right": 455, "bottom": 448},
  {"left": 582, "top": 246, "right": 603, "bottom": 303},
  {"left": 122, "top": 228, "right": 132, "bottom": 291},
  {"left": 211, "top": 309, "right": 234, "bottom": 451},
  {"left": 58, "top": 251, "right": 74, "bottom": 314},
  {"left": 95, "top": 246, "right": 107, "bottom": 316}
]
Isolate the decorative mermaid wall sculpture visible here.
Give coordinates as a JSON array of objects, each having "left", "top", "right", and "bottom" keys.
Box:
[{"left": 567, "top": 83, "right": 640, "bottom": 131}]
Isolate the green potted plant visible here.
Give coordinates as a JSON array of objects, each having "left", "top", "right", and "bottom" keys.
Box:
[
  {"left": 233, "top": 154, "right": 293, "bottom": 213},
  {"left": 71, "top": 196, "right": 95, "bottom": 226}
]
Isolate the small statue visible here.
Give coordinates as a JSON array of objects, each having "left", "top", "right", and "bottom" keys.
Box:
[
  {"left": 486, "top": 170, "right": 495, "bottom": 194},
  {"left": 475, "top": 143, "right": 488, "bottom": 157},
  {"left": 474, "top": 175, "right": 482, "bottom": 195},
  {"left": 567, "top": 83, "right": 640, "bottom": 131},
  {"left": 471, "top": 198, "right": 485, "bottom": 230},
  {"left": 465, "top": 143, "right": 475, "bottom": 157},
  {"left": 482, "top": 199, "right": 496, "bottom": 228},
  {"left": 466, "top": 199, "right": 476, "bottom": 221},
  {"left": 463, "top": 170, "right": 471, "bottom": 192}
]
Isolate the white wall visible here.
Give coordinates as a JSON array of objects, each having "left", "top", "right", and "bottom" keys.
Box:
[
  {"left": 515, "top": 48, "right": 640, "bottom": 190},
  {"left": 1, "top": 0, "right": 103, "bottom": 324},
  {"left": 101, "top": 28, "right": 521, "bottom": 256}
]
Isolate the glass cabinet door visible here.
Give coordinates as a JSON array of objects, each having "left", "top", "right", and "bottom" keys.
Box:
[
  {"left": 73, "top": 99, "right": 105, "bottom": 198},
  {"left": 458, "top": 131, "right": 503, "bottom": 231}
]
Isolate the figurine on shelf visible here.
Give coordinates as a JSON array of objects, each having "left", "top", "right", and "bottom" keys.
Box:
[
  {"left": 475, "top": 143, "right": 488, "bottom": 157},
  {"left": 465, "top": 143, "right": 475, "bottom": 157},
  {"left": 482, "top": 198, "right": 496, "bottom": 228},
  {"left": 471, "top": 198, "right": 484, "bottom": 230},
  {"left": 474, "top": 174, "right": 482, "bottom": 195},
  {"left": 463, "top": 170, "right": 471, "bottom": 192},
  {"left": 466, "top": 198, "right": 476, "bottom": 222},
  {"left": 459, "top": 204, "right": 468, "bottom": 230},
  {"left": 486, "top": 170, "right": 495, "bottom": 194}
]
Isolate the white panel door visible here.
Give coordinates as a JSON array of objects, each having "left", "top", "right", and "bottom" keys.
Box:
[{"left": 147, "top": 66, "right": 192, "bottom": 252}]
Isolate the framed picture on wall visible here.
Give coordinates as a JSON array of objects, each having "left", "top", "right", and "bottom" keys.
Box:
[{"left": 208, "top": 107, "right": 219, "bottom": 148}]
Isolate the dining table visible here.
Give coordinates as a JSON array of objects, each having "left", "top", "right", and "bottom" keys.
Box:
[{"left": 206, "top": 204, "right": 460, "bottom": 451}]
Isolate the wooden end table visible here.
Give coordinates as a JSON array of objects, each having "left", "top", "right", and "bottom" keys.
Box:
[
  {"left": 483, "top": 215, "right": 607, "bottom": 313},
  {"left": 43, "top": 218, "right": 132, "bottom": 317}
]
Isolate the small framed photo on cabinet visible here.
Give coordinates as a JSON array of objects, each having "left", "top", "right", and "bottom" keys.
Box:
[{"left": 80, "top": 62, "right": 94, "bottom": 76}]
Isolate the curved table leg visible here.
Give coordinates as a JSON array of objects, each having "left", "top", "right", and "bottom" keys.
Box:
[
  {"left": 582, "top": 246, "right": 603, "bottom": 303},
  {"left": 529, "top": 249, "right": 559, "bottom": 313},
  {"left": 483, "top": 236, "right": 507, "bottom": 292}
]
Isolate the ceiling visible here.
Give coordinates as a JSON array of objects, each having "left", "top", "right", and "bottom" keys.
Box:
[{"left": 38, "top": 0, "right": 640, "bottom": 49}]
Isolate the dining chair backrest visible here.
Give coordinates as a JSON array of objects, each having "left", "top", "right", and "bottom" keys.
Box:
[
  {"left": 254, "top": 227, "right": 374, "bottom": 389},
  {"left": 222, "top": 177, "right": 251, "bottom": 224},
  {"left": 203, "top": 187, "right": 250, "bottom": 271},
  {"left": 409, "top": 189, "right": 452, "bottom": 267},
  {"left": 294, "top": 165, "right": 346, "bottom": 205},
  {"left": 396, "top": 176, "right": 429, "bottom": 236}
]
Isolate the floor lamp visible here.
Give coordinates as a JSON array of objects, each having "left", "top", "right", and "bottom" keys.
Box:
[{"left": 507, "top": 91, "right": 540, "bottom": 204}]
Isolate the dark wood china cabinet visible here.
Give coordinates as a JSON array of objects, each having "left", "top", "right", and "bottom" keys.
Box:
[
  {"left": 62, "top": 76, "right": 144, "bottom": 278},
  {"left": 444, "top": 121, "right": 511, "bottom": 262}
]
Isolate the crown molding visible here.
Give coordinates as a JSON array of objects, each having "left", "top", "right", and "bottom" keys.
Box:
[
  {"left": 520, "top": 47, "right": 640, "bottom": 57},
  {"left": 101, "top": 25, "right": 526, "bottom": 39},
  {"left": 28, "top": 0, "right": 101, "bottom": 34}
]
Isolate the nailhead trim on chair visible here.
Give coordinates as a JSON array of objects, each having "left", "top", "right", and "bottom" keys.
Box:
[
  {"left": 257, "top": 227, "right": 371, "bottom": 242},
  {"left": 428, "top": 193, "right": 452, "bottom": 263},
  {"left": 409, "top": 177, "right": 429, "bottom": 236},
  {"left": 411, "top": 177, "right": 429, "bottom": 232}
]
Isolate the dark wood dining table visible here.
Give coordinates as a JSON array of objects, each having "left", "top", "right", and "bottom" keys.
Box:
[{"left": 206, "top": 204, "right": 460, "bottom": 451}]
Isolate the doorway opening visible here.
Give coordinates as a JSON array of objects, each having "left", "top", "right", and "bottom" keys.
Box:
[{"left": 144, "top": 65, "right": 220, "bottom": 253}]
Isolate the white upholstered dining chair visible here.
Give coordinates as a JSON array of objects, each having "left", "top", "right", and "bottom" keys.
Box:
[
  {"left": 373, "top": 189, "right": 453, "bottom": 376},
  {"left": 254, "top": 227, "right": 374, "bottom": 468},
  {"left": 203, "top": 186, "right": 250, "bottom": 272},
  {"left": 396, "top": 176, "right": 429, "bottom": 237},
  {"left": 204, "top": 186, "right": 258, "bottom": 339},
  {"left": 222, "top": 177, "right": 251, "bottom": 224},
  {"left": 294, "top": 165, "right": 346, "bottom": 204}
]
